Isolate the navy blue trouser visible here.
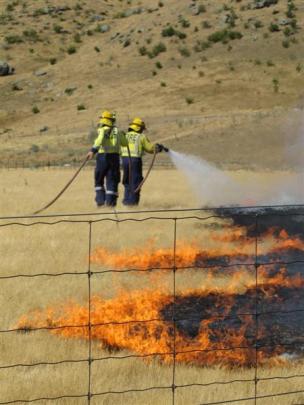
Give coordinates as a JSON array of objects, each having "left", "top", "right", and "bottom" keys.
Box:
[
  {"left": 94, "top": 153, "right": 120, "bottom": 206},
  {"left": 122, "top": 157, "right": 143, "bottom": 205}
]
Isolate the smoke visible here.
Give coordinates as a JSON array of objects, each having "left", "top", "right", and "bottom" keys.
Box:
[{"left": 169, "top": 150, "right": 304, "bottom": 207}]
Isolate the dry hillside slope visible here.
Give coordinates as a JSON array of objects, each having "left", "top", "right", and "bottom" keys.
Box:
[{"left": 1, "top": 0, "right": 304, "bottom": 168}]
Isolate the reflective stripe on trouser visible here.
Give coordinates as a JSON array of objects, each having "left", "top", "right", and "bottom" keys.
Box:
[
  {"left": 94, "top": 153, "right": 120, "bottom": 206},
  {"left": 122, "top": 157, "right": 143, "bottom": 205}
]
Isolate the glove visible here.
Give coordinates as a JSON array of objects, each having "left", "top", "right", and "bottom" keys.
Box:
[{"left": 155, "top": 143, "right": 164, "bottom": 153}]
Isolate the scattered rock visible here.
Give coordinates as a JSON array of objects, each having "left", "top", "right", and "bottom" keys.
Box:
[
  {"left": 279, "top": 18, "right": 292, "bottom": 26},
  {"left": 252, "top": 0, "right": 278, "bottom": 9},
  {"left": 124, "top": 7, "right": 144, "bottom": 17},
  {"left": 11, "top": 82, "right": 22, "bottom": 91},
  {"left": 96, "top": 24, "right": 111, "bottom": 33},
  {"left": 90, "top": 15, "right": 105, "bottom": 22},
  {"left": 0, "top": 61, "right": 15, "bottom": 76},
  {"left": 34, "top": 70, "right": 47, "bottom": 77}
]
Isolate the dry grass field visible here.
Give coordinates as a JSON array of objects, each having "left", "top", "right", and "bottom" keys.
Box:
[
  {"left": 1, "top": 0, "right": 304, "bottom": 403},
  {"left": 0, "top": 168, "right": 304, "bottom": 404}
]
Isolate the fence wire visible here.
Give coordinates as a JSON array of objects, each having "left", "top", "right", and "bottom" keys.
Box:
[{"left": 0, "top": 207, "right": 303, "bottom": 404}]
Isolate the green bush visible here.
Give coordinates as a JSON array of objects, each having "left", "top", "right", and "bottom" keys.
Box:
[
  {"left": 23, "top": 29, "right": 40, "bottom": 40},
  {"left": 74, "top": 33, "right": 82, "bottom": 43},
  {"left": 254, "top": 20, "right": 263, "bottom": 29},
  {"left": 150, "top": 42, "right": 167, "bottom": 58},
  {"left": 67, "top": 45, "right": 77, "bottom": 54},
  {"left": 272, "top": 78, "right": 279, "bottom": 93},
  {"left": 77, "top": 104, "right": 86, "bottom": 111},
  {"left": 269, "top": 23, "right": 280, "bottom": 32},
  {"left": 179, "top": 47, "right": 191, "bottom": 57},
  {"left": 208, "top": 29, "right": 242, "bottom": 43},
  {"left": 5, "top": 35, "right": 23, "bottom": 44},
  {"left": 161, "top": 26, "right": 186, "bottom": 39},
  {"left": 162, "top": 26, "right": 175, "bottom": 37},
  {"left": 65, "top": 88, "right": 76, "bottom": 96},
  {"left": 32, "top": 106, "right": 40, "bottom": 114},
  {"left": 282, "top": 39, "right": 290, "bottom": 48},
  {"left": 156, "top": 61, "right": 163, "bottom": 69},
  {"left": 30, "top": 144, "right": 40, "bottom": 153},
  {"left": 139, "top": 46, "right": 147, "bottom": 56},
  {"left": 53, "top": 24, "right": 63, "bottom": 34},
  {"left": 185, "top": 97, "right": 194, "bottom": 105},
  {"left": 202, "top": 21, "right": 211, "bottom": 29},
  {"left": 49, "top": 58, "right": 57, "bottom": 65}
]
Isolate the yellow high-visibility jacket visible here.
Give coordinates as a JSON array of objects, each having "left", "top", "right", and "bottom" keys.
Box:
[
  {"left": 92, "top": 126, "right": 128, "bottom": 154},
  {"left": 121, "top": 131, "right": 155, "bottom": 158}
]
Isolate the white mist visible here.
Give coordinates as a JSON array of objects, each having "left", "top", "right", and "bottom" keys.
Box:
[{"left": 168, "top": 150, "right": 304, "bottom": 207}]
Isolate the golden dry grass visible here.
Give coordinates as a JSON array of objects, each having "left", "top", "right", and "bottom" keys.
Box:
[{"left": 0, "top": 168, "right": 304, "bottom": 404}]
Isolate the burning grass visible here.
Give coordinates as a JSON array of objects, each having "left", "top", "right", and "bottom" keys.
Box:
[
  {"left": 17, "top": 267, "right": 304, "bottom": 368},
  {"left": 13, "top": 213, "right": 304, "bottom": 370}
]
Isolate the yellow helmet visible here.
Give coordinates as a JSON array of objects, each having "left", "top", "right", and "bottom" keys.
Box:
[
  {"left": 100, "top": 117, "right": 113, "bottom": 127},
  {"left": 100, "top": 110, "right": 115, "bottom": 120},
  {"left": 129, "top": 117, "right": 146, "bottom": 132}
]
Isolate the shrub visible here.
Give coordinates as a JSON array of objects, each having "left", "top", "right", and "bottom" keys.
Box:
[
  {"left": 32, "top": 106, "right": 40, "bottom": 114},
  {"left": 160, "top": 81, "right": 166, "bottom": 87},
  {"left": 161, "top": 26, "right": 186, "bottom": 39},
  {"left": 139, "top": 46, "right": 147, "bottom": 56},
  {"left": 272, "top": 78, "right": 279, "bottom": 93},
  {"left": 269, "top": 23, "right": 280, "bottom": 32},
  {"left": 49, "top": 57, "right": 57, "bottom": 65},
  {"left": 202, "top": 21, "right": 211, "bottom": 29},
  {"left": 208, "top": 29, "right": 242, "bottom": 43},
  {"left": 296, "top": 63, "right": 302, "bottom": 72},
  {"left": 77, "top": 104, "right": 86, "bottom": 111},
  {"left": 23, "top": 29, "right": 40, "bottom": 42},
  {"left": 65, "top": 88, "right": 76, "bottom": 96},
  {"left": 74, "top": 33, "right": 82, "bottom": 43},
  {"left": 179, "top": 47, "right": 191, "bottom": 57},
  {"left": 155, "top": 61, "right": 163, "bottom": 69},
  {"left": 53, "top": 24, "right": 63, "bottom": 34},
  {"left": 185, "top": 97, "right": 194, "bottom": 104},
  {"left": 282, "top": 39, "right": 290, "bottom": 48},
  {"left": 5, "top": 35, "right": 23, "bottom": 44},
  {"left": 198, "top": 5, "right": 206, "bottom": 13},
  {"left": 162, "top": 26, "right": 175, "bottom": 37},
  {"left": 67, "top": 45, "right": 76, "bottom": 54},
  {"left": 30, "top": 144, "right": 40, "bottom": 153},
  {"left": 94, "top": 46, "right": 100, "bottom": 53},
  {"left": 179, "top": 17, "right": 190, "bottom": 28},
  {"left": 88, "top": 84, "right": 93, "bottom": 89},
  {"left": 150, "top": 42, "right": 166, "bottom": 58},
  {"left": 33, "top": 8, "right": 48, "bottom": 17},
  {"left": 254, "top": 20, "right": 263, "bottom": 29},
  {"left": 267, "top": 60, "right": 275, "bottom": 67}
]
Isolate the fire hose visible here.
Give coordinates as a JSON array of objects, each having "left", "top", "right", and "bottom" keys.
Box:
[
  {"left": 33, "top": 156, "right": 89, "bottom": 215},
  {"left": 134, "top": 145, "right": 169, "bottom": 194},
  {"left": 33, "top": 145, "right": 169, "bottom": 215}
]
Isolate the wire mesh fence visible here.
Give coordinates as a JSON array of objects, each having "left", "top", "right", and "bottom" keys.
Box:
[{"left": 0, "top": 207, "right": 304, "bottom": 404}]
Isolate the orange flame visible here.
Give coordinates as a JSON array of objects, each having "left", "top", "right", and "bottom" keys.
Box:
[{"left": 17, "top": 226, "right": 304, "bottom": 367}]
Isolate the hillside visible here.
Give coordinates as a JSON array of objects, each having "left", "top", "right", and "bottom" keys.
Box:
[{"left": 1, "top": 0, "right": 304, "bottom": 168}]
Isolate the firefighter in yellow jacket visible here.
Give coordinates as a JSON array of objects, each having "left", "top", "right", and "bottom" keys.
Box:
[
  {"left": 121, "top": 118, "right": 165, "bottom": 205},
  {"left": 87, "top": 111, "right": 128, "bottom": 207}
]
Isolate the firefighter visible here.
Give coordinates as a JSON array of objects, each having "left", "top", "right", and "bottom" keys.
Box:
[
  {"left": 121, "top": 117, "right": 165, "bottom": 206},
  {"left": 87, "top": 111, "right": 128, "bottom": 207}
]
